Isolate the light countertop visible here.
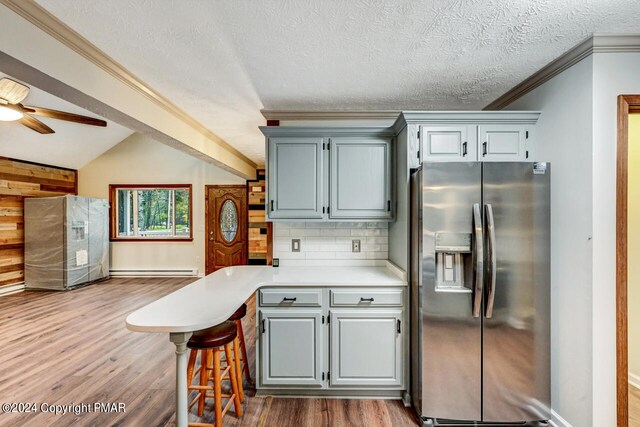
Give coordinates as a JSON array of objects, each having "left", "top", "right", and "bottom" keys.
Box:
[{"left": 125, "top": 264, "right": 406, "bottom": 333}]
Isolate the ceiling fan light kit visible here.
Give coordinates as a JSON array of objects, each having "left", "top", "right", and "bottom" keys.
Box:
[
  {"left": 0, "top": 77, "right": 108, "bottom": 133},
  {"left": 0, "top": 105, "right": 24, "bottom": 122}
]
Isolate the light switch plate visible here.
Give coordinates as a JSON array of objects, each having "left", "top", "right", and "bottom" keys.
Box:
[
  {"left": 292, "top": 239, "right": 301, "bottom": 252},
  {"left": 352, "top": 239, "right": 361, "bottom": 253}
]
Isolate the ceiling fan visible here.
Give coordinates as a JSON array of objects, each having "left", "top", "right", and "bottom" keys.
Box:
[{"left": 0, "top": 78, "right": 107, "bottom": 134}]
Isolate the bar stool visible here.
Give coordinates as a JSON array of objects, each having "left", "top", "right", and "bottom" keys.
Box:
[
  {"left": 228, "top": 303, "right": 252, "bottom": 387},
  {"left": 186, "top": 321, "right": 243, "bottom": 427}
]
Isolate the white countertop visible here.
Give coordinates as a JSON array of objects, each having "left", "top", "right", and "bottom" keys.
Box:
[{"left": 125, "top": 264, "right": 406, "bottom": 333}]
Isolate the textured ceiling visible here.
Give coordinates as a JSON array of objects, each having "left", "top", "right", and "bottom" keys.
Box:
[
  {"left": 0, "top": 73, "right": 133, "bottom": 169},
  {"left": 35, "top": 0, "right": 640, "bottom": 164}
]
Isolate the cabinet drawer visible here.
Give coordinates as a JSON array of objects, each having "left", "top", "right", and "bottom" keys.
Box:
[
  {"left": 330, "top": 288, "right": 403, "bottom": 307},
  {"left": 259, "top": 288, "right": 323, "bottom": 307}
]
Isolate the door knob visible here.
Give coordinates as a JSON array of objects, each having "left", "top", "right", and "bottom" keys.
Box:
[{"left": 209, "top": 237, "right": 214, "bottom": 241}]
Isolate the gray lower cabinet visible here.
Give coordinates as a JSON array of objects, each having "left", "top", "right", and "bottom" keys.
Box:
[
  {"left": 257, "top": 287, "right": 406, "bottom": 392},
  {"left": 329, "top": 137, "right": 392, "bottom": 220},
  {"left": 267, "top": 137, "right": 324, "bottom": 219},
  {"left": 259, "top": 308, "right": 324, "bottom": 387},
  {"left": 329, "top": 309, "right": 403, "bottom": 387}
]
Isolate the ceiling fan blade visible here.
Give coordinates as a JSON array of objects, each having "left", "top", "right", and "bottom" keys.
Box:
[
  {"left": 20, "top": 114, "right": 55, "bottom": 134},
  {"left": 0, "top": 78, "right": 30, "bottom": 104},
  {"left": 22, "top": 105, "right": 107, "bottom": 127}
]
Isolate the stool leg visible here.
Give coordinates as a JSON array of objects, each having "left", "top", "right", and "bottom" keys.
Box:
[
  {"left": 233, "top": 337, "right": 245, "bottom": 402},
  {"left": 236, "top": 319, "right": 252, "bottom": 384},
  {"left": 186, "top": 349, "right": 197, "bottom": 385},
  {"left": 197, "top": 349, "right": 209, "bottom": 416},
  {"left": 213, "top": 348, "right": 223, "bottom": 427},
  {"left": 224, "top": 343, "right": 243, "bottom": 416}
]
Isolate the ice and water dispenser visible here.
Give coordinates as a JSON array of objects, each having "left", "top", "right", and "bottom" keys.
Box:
[{"left": 434, "top": 232, "right": 472, "bottom": 292}]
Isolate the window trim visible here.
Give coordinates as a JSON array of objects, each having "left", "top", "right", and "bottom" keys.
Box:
[{"left": 109, "top": 184, "right": 193, "bottom": 242}]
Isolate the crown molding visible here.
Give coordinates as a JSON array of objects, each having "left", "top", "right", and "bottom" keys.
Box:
[
  {"left": 261, "top": 110, "right": 401, "bottom": 121},
  {"left": 0, "top": 0, "right": 256, "bottom": 168},
  {"left": 485, "top": 34, "right": 640, "bottom": 111},
  {"left": 259, "top": 125, "right": 395, "bottom": 137}
]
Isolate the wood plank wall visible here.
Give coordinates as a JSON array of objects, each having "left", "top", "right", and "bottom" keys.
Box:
[
  {"left": 0, "top": 157, "right": 77, "bottom": 287},
  {"left": 247, "top": 169, "right": 272, "bottom": 265}
]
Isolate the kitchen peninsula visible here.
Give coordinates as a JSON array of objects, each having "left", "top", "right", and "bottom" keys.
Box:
[{"left": 126, "top": 264, "right": 407, "bottom": 427}]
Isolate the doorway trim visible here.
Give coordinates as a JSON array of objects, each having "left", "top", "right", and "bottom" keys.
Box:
[{"left": 617, "top": 95, "right": 640, "bottom": 427}]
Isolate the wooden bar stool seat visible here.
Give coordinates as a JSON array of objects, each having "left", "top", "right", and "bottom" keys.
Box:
[
  {"left": 227, "top": 303, "right": 252, "bottom": 387},
  {"left": 186, "top": 321, "right": 243, "bottom": 427}
]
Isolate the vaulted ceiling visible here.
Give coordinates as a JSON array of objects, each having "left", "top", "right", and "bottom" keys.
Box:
[
  {"left": 0, "top": 72, "right": 133, "bottom": 169},
  {"left": 33, "top": 0, "right": 640, "bottom": 164}
]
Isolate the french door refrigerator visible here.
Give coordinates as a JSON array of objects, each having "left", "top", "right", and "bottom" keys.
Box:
[{"left": 410, "top": 162, "right": 550, "bottom": 426}]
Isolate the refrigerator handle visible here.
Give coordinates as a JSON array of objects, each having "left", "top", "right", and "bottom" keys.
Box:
[
  {"left": 485, "top": 204, "right": 497, "bottom": 318},
  {"left": 472, "top": 203, "right": 484, "bottom": 318}
]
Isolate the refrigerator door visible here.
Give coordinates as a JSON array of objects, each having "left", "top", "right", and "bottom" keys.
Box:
[
  {"left": 481, "top": 162, "right": 550, "bottom": 422},
  {"left": 419, "top": 162, "right": 482, "bottom": 421},
  {"left": 65, "top": 196, "right": 90, "bottom": 288}
]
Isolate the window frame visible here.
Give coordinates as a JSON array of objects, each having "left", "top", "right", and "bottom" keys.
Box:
[{"left": 109, "top": 184, "right": 193, "bottom": 242}]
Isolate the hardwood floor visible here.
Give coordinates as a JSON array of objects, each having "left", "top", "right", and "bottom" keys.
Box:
[
  {"left": 0, "top": 278, "right": 419, "bottom": 427},
  {"left": 631, "top": 385, "right": 640, "bottom": 427}
]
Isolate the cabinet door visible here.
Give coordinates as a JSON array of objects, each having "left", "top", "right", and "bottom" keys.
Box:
[
  {"left": 329, "top": 309, "right": 403, "bottom": 387},
  {"left": 259, "top": 309, "right": 324, "bottom": 387},
  {"left": 478, "top": 125, "right": 528, "bottom": 161},
  {"left": 267, "top": 137, "right": 324, "bottom": 219},
  {"left": 329, "top": 137, "right": 392, "bottom": 220},
  {"left": 420, "top": 126, "right": 476, "bottom": 162}
]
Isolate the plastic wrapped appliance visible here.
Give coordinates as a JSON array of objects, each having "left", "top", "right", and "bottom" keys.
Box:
[{"left": 24, "top": 195, "right": 110, "bottom": 290}]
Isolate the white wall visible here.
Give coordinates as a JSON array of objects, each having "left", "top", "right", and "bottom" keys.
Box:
[
  {"left": 78, "top": 133, "right": 244, "bottom": 275},
  {"left": 591, "top": 51, "right": 640, "bottom": 426},
  {"left": 628, "top": 114, "right": 640, "bottom": 386},
  {"left": 506, "top": 56, "right": 594, "bottom": 427}
]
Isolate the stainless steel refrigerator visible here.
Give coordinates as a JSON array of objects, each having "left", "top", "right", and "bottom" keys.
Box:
[
  {"left": 410, "top": 162, "right": 550, "bottom": 426},
  {"left": 24, "top": 195, "right": 110, "bottom": 290}
]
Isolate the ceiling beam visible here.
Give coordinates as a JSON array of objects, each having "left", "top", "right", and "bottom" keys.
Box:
[{"left": 0, "top": 0, "right": 256, "bottom": 179}]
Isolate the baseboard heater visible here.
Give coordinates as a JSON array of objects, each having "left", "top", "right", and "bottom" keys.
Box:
[
  {"left": 0, "top": 282, "right": 26, "bottom": 296},
  {"left": 110, "top": 268, "right": 199, "bottom": 277}
]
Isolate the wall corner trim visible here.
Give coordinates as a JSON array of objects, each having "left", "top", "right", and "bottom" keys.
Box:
[{"left": 484, "top": 34, "right": 640, "bottom": 111}]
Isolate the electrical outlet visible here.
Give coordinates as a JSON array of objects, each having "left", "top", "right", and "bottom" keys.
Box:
[
  {"left": 352, "top": 239, "right": 361, "bottom": 253},
  {"left": 292, "top": 239, "right": 301, "bottom": 252}
]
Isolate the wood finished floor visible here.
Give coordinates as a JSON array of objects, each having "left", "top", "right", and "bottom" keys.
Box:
[{"left": 0, "top": 277, "right": 419, "bottom": 427}]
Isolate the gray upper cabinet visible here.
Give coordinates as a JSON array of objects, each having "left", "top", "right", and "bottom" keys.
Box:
[
  {"left": 259, "top": 308, "right": 324, "bottom": 387},
  {"left": 330, "top": 137, "right": 392, "bottom": 220},
  {"left": 329, "top": 309, "right": 403, "bottom": 387},
  {"left": 420, "top": 125, "right": 476, "bottom": 162},
  {"left": 267, "top": 137, "right": 324, "bottom": 219},
  {"left": 261, "top": 127, "right": 395, "bottom": 222},
  {"left": 394, "top": 111, "right": 540, "bottom": 168},
  {"left": 479, "top": 125, "right": 530, "bottom": 161}
]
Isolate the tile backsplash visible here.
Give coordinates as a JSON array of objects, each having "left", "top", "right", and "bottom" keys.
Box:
[{"left": 273, "top": 222, "right": 388, "bottom": 267}]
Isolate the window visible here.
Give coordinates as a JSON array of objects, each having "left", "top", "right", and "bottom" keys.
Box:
[{"left": 109, "top": 184, "right": 192, "bottom": 241}]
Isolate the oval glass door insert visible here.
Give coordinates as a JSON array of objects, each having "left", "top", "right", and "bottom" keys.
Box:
[{"left": 220, "top": 199, "right": 238, "bottom": 242}]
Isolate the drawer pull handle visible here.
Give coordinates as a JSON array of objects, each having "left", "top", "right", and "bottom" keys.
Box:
[
  {"left": 282, "top": 297, "right": 297, "bottom": 302},
  {"left": 360, "top": 297, "right": 375, "bottom": 302}
]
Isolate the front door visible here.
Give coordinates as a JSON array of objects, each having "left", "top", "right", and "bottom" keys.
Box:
[{"left": 205, "top": 185, "right": 247, "bottom": 274}]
